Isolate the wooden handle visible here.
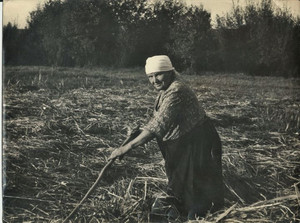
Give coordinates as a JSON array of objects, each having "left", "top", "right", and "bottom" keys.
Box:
[
  {"left": 62, "top": 127, "right": 141, "bottom": 222},
  {"left": 62, "top": 159, "right": 115, "bottom": 223}
]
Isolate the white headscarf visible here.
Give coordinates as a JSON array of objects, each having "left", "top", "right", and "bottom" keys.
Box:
[{"left": 145, "top": 55, "right": 174, "bottom": 74}]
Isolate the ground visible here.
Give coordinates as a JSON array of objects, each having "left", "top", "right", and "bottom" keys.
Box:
[{"left": 3, "top": 66, "right": 300, "bottom": 222}]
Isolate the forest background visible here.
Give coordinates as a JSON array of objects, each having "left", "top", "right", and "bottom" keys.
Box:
[
  {"left": 3, "top": 0, "right": 300, "bottom": 77},
  {"left": 2, "top": 0, "right": 300, "bottom": 222}
]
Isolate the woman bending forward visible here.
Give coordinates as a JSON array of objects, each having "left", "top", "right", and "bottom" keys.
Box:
[{"left": 109, "top": 55, "right": 224, "bottom": 220}]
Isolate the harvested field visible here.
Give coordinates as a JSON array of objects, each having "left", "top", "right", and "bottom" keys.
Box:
[{"left": 3, "top": 66, "right": 300, "bottom": 222}]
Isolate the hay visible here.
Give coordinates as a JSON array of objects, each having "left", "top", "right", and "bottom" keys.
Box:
[{"left": 3, "top": 67, "right": 299, "bottom": 222}]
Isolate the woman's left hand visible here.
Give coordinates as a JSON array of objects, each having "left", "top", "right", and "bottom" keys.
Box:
[{"left": 108, "top": 144, "right": 132, "bottom": 161}]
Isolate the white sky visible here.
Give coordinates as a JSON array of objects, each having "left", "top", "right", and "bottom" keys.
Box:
[
  {"left": 189, "top": 0, "right": 300, "bottom": 18},
  {"left": 3, "top": 0, "right": 300, "bottom": 28},
  {"left": 3, "top": 0, "right": 47, "bottom": 28}
]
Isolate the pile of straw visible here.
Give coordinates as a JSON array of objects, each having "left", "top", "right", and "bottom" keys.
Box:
[{"left": 3, "top": 67, "right": 299, "bottom": 222}]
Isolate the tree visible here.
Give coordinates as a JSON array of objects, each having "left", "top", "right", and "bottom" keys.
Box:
[
  {"left": 168, "top": 5, "right": 215, "bottom": 72},
  {"left": 216, "top": 0, "right": 299, "bottom": 76},
  {"left": 3, "top": 23, "right": 22, "bottom": 65},
  {"left": 63, "top": 0, "right": 119, "bottom": 66}
]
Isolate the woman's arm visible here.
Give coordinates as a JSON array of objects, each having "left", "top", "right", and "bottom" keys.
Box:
[{"left": 108, "top": 129, "right": 155, "bottom": 160}]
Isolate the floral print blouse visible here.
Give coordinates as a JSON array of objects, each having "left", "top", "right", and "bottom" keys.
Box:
[{"left": 144, "top": 80, "right": 206, "bottom": 141}]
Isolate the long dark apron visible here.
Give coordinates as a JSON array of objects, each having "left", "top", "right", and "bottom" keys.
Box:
[{"left": 157, "top": 118, "right": 224, "bottom": 216}]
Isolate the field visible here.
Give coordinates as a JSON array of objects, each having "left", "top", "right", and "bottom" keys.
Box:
[{"left": 3, "top": 66, "right": 300, "bottom": 222}]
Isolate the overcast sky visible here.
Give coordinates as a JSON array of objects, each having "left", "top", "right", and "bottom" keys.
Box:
[{"left": 3, "top": 0, "right": 300, "bottom": 28}]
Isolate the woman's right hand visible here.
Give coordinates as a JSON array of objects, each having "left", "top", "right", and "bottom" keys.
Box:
[{"left": 108, "top": 144, "right": 132, "bottom": 161}]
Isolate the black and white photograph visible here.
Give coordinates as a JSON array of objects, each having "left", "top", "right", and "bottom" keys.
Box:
[{"left": 2, "top": 0, "right": 300, "bottom": 222}]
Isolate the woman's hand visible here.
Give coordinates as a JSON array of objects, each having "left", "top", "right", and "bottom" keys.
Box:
[
  {"left": 108, "top": 129, "right": 154, "bottom": 161},
  {"left": 108, "top": 144, "right": 132, "bottom": 161}
]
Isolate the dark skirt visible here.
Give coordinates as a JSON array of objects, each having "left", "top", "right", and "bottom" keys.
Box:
[{"left": 157, "top": 118, "right": 224, "bottom": 215}]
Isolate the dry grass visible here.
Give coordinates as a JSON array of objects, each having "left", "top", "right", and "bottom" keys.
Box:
[{"left": 3, "top": 66, "right": 300, "bottom": 222}]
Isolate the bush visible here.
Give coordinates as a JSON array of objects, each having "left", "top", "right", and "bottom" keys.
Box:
[
  {"left": 216, "top": 0, "right": 299, "bottom": 76},
  {"left": 3, "top": 0, "right": 299, "bottom": 77},
  {"left": 168, "top": 5, "right": 217, "bottom": 72},
  {"left": 3, "top": 23, "right": 23, "bottom": 65}
]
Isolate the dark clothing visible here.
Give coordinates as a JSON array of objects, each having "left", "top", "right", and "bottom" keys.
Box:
[
  {"left": 157, "top": 118, "right": 224, "bottom": 215},
  {"left": 145, "top": 79, "right": 224, "bottom": 217}
]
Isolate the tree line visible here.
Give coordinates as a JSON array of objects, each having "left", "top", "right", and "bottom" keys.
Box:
[{"left": 3, "top": 0, "right": 300, "bottom": 76}]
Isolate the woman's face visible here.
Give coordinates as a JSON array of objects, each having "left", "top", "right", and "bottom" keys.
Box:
[{"left": 146, "top": 71, "right": 174, "bottom": 91}]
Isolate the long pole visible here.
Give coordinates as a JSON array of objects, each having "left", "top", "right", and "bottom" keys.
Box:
[
  {"left": 62, "top": 158, "right": 115, "bottom": 223},
  {"left": 62, "top": 127, "right": 140, "bottom": 222}
]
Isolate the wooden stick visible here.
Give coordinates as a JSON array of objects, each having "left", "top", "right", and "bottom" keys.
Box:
[
  {"left": 225, "top": 183, "right": 245, "bottom": 204},
  {"left": 143, "top": 180, "right": 147, "bottom": 200},
  {"left": 62, "top": 159, "right": 115, "bottom": 223},
  {"left": 215, "top": 203, "right": 237, "bottom": 222},
  {"left": 244, "top": 194, "right": 297, "bottom": 208},
  {"left": 62, "top": 127, "right": 141, "bottom": 222}
]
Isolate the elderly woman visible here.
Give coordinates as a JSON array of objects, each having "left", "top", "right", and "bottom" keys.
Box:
[{"left": 109, "top": 55, "right": 224, "bottom": 220}]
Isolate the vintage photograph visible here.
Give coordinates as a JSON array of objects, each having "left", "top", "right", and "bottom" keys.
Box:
[{"left": 2, "top": 0, "right": 300, "bottom": 222}]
